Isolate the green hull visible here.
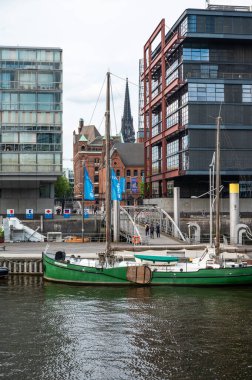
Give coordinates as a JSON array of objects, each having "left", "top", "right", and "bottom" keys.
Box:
[{"left": 43, "top": 253, "right": 252, "bottom": 286}]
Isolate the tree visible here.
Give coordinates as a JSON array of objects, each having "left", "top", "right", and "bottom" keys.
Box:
[{"left": 55, "top": 176, "right": 72, "bottom": 209}]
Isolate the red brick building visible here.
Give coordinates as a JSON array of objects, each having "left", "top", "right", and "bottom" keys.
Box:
[
  {"left": 99, "top": 142, "right": 144, "bottom": 205},
  {"left": 73, "top": 118, "right": 121, "bottom": 205}
]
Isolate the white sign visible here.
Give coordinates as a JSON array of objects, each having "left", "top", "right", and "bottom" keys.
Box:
[
  {"left": 26, "top": 209, "right": 33, "bottom": 215},
  {"left": 45, "top": 209, "right": 52, "bottom": 214},
  {"left": 7, "top": 209, "right": 14, "bottom": 216}
]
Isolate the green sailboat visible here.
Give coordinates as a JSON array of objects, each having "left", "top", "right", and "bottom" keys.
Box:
[{"left": 43, "top": 74, "right": 252, "bottom": 286}]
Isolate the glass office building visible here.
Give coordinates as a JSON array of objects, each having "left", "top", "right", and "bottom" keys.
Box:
[
  {"left": 141, "top": 5, "right": 252, "bottom": 199},
  {"left": 0, "top": 46, "right": 62, "bottom": 213}
]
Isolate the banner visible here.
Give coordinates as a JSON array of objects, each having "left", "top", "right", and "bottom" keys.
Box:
[
  {"left": 84, "top": 167, "right": 95, "bottom": 200},
  {"left": 120, "top": 177, "right": 126, "bottom": 193},
  {"left": 131, "top": 177, "right": 138, "bottom": 193},
  {"left": 111, "top": 168, "right": 122, "bottom": 201}
]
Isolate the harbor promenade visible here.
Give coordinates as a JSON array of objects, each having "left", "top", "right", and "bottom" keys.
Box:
[{"left": 0, "top": 230, "right": 184, "bottom": 259}]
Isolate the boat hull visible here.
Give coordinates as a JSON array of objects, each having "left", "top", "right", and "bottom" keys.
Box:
[
  {"left": 0, "top": 267, "right": 8, "bottom": 278},
  {"left": 151, "top": 266, "right": 252, "bottom": 286},
  {"left": 43, "top": 253, "right": 151, "bottom": 285},
  {"left": 43, "top": 253, "right": 252, "bottom": 286}
]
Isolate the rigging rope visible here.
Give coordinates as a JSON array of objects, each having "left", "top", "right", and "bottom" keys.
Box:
[{"left": 88, "top": 75, "right": 106, "bottom": 125}]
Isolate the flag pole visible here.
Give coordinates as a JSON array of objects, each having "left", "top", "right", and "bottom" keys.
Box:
[{"left": 82, "top": 161, "right": 85, "bottom": 243}]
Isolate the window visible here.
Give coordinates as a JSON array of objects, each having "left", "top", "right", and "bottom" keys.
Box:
[
  {"left": 181, "top": 92, "right": 188, "bottom": 106},
  {"left": 2, "top": 132, "right": 18, "bottom": 143},
  {"left": 167, "top": 100, "right": 178, "bottom": 116},
  {"left": 242, "top": 85, "right": 252, "bottom": 102},
  {"left": 126, "top": 169, "right": 131, "bottom": 176},
  {"left": 20, "top": 132, "right": 36, "bottom": 143},
  {"left": 20, "top": 93, "right": 36, "bottom": 110},
  {"left": 188, "top": 15, "right": 197, "bottom": 32},
  {"left": 166, "top": 60, "right": 178, "bottom": 78},
  {"left": 152, "top": 145, "right": 162, "bottom": 174},
  {"left": 167, "top": 140, "right": 179, "bottom": 170},
  {"left": 116, "top": 169, "right": 120, "bottom": 177},
  {"left": 94, "top": 175, "right": 99, "bottom": 182},
  {"left": 134, "top": 169, "right": 138, "bottom": 176},
  {"left": 39, "top": 184, "right": 51, "bottom": 198},
  {"left": 166, "top": 69, "right": 178, "bottom": 85},
  {"left": 181, "top": 106, "right": 188, "bottom": 126},
  {"left": 200, "top": 65, "right": 218, "bottom": 79},
  {"left": 167, "top": 112, "right": 178, "bottom": 128},
  {"left": 183, "top": 48, "right": 209, "bottom": 61},
  {"left": 141, "top": 170, "right": 144, "bottom": 177},
  {"left": 38, "top": 93, "right": 54, "bottom": 111},
  {"left": 188, "top": 83, "right": 224, "bottom": 102},
  {"left": 126, "top": 181, "right": 130, "bottom": 190}
]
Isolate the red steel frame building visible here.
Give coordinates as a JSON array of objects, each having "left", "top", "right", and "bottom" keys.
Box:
[{"left": 141, "top": 19, "right": 185, "bottom": 198}]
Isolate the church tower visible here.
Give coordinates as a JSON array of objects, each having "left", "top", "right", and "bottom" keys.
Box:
[{"left": 121, "top": 78, "right": 135, "bottom": 143}]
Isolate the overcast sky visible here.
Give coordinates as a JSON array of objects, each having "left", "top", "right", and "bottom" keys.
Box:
[{"left": 0, "top": 0, "right": 249, "bottom": 167}]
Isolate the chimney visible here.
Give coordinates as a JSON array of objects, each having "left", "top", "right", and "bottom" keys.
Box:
[{"left": 78, "top": 118, "right": 84, "bottom": 133}]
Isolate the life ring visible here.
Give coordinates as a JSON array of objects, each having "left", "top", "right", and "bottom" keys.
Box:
[{"left": 132, "top": 235, "right": 140, "bottom": 245}]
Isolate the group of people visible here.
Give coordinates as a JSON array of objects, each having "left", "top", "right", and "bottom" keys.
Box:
[{"left": 145, "top": 222, "right": 160, "bottom": 238}]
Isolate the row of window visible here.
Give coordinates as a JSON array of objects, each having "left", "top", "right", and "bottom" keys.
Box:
[
  {"left": 126, "top": 169, "right": 144, "bottom": 177},
  {"left": 182, "top": 14, "right": 252, "bottom": 35},
  {"left": 0, "top": 72, "right": 61, "bottom": 89},
  {"left": 0, "top": 125, "right": 61, "bottom": 132},
  {"left": 0, "top": 152, "right": 60, "bottom": 162},
  {"left": 0, "top": 143, "right": 61, "bottom": 152},
  {"left": 0, "top": 132, "right": 61, "bottom": 144},
  {"left": 183, "top": 48, "right": 209, "bottom": 61},
  {"left": 0, "top": 110, "right": 62, "bottom": 124},
  {"left": 0, "top": 62, "right": 61, "bottom": 70},
  {"left": 188, "top": 83, "right": 224, "bottom": 102},
  {"left": 0, "top": 49, "right": 61, "bottom": 62},
  {"left": 0, "top": 92, "right": 61, "bottom": 111}
]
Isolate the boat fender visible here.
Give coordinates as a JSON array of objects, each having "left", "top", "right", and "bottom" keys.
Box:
[
  {"left": 55, "top": 251, "right": 66, "bottom": 261},
  {"left": 180, "top": 268, "right": 183, "bottom": 272}
]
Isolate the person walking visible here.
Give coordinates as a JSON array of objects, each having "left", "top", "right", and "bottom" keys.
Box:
[
  {"left": 145, "top": 223, "right": 150, "bottom": 236},
  {"left": 156, "top": 222, "right": 160, "bottom": 238},
  {"left": 150, "top": 223, "right": 154, "bottom": 239}
]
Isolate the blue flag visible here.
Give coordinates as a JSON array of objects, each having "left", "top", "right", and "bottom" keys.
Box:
[
  {"left": 84, "top": 167, "right": 95, "bottom": 200},
  {"left": 120, "top": 177, "right": 126, "bottom": 193},
  {"left": 111, "top": 168, "right": 122, "bottom": 201}
]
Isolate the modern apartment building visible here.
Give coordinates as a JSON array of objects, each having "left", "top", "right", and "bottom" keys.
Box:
[
  {"left": 141, "top": 4, "right": 252, "bottom": 199},
  {"left": 0, "top": 46, "right": 62, "bottom": 214}
]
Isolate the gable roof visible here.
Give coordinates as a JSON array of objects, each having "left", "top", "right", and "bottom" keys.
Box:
[
  {"left": 112, "top": 142, "right": 144, "bottom": 166},
  {"left": 79, "top": 125, "right": 101, "bottom": 143}
]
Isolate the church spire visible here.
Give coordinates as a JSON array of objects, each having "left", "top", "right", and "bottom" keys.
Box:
[{"left": 121, "top": 78, "right": 135, "bottom": 143}]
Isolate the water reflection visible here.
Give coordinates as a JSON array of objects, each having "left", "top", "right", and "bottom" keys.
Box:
[{"left": 1, "top": 277, "right": 252, "bottom": 380}]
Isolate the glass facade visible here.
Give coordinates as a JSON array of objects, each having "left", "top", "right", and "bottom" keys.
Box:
[{"left": 0, "top": 46, "right": 62, "bottom": 174}]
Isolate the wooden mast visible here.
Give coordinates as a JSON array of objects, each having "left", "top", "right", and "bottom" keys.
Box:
[
  {"left": 215, "top": 116, "right": 221, "bottom": 257},
  {"left": 105, "top": 72, "right": 111, "bottom": 254}
]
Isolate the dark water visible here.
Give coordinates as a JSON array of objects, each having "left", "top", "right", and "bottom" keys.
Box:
[{"left": 1, "top": 277, "right": 252, "bottom": 380}]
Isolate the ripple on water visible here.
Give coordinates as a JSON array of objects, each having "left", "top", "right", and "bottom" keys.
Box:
[{"left": 1, "top": 280, "right": 252, "bottom": 379}]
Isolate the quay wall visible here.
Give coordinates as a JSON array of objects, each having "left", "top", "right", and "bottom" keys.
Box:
[{"left": 0, "top": 258, "right": 43, "bottom": 275}]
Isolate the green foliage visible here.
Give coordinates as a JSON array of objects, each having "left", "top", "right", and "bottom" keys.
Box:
[
  {"left": 0, "top": 227, "right": 4, "bottom": 238},
  {"left": 139, "top": 181, "right": 145, "bottom": 197},
  {"left": 55, "top": 176, "right": 72, "bottom": 198}
]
